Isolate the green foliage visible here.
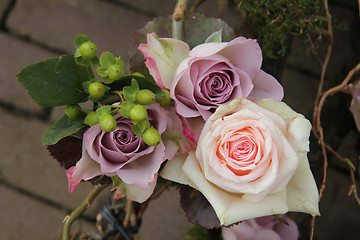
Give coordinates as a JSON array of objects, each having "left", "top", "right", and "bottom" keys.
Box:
[
  {"left": 235, "top": 0, "right": 328, "bottom": 59},
  {"left": 96, "top": 52, "right": 125, "bottom": 83},
  {"left": 42, "top": 115, "right": 85, "bottom": 145},
  {"left": 185, "top": 225, "right": 208, "bottom": 240},
  {"left": 18, "top": 54, "right": 91, "bottom": 107}
]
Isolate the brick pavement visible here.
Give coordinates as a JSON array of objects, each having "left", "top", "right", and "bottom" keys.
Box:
[{"left": 0, "top": 0, "right": 359, "bottom": 239}]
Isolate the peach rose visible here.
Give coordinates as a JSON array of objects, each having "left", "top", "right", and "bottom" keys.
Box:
[{"left": 161, "top": 98, "right": 319, "bottom": 225}]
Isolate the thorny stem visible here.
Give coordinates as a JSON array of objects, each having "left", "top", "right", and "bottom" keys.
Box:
[
  {"left": 62, "top": 184, "right": 109, "bottom": 240},
  {"left": 172, "top": 0, "right": 188, "bottom": 40}
]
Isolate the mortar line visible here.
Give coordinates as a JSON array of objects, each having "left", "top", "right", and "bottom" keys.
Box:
[
  {"left": 0, "top": 99, "right": 52, "bottom": 122},
  {"left": 1, "top": 178, "right": 96, "bottom": 223}
]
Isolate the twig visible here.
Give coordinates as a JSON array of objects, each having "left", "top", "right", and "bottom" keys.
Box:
[
  {"left": 172, "top": 0, "right": 188, "bottom": 40},
  {"left": 190, "top": 0, "right": 205, "bottom": 12},
  {"left": 312, "top": 0, "right": 334, "bottom": 128},
  {"left": 123, "top": 197, "right": 133, "bottom": 228},
  {"left": 137, "top": 181, "right": 172, "bottom": 219},
  {"left": 62, "top": 184, "right": 109, "bottom": 240},
  {"left": 217, "top": 0, "right": 227, "bottom": 18},
  {"left": 309, "top": 1, "right": 333, "bottom": 239}
]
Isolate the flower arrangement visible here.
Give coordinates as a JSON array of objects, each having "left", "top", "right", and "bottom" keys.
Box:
[{"left": 17, "top": 0, "right": 360, "bottom": 239}]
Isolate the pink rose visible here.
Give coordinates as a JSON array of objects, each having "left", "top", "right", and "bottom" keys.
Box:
[
  {"left": 222, "top": 215, "right": 299, "bottom": 240},
  {"left": 67, "top": 103, "right": 186, "bottom": 202},
  {"left": 138, "top": 33, "right": 284, "bottom": 121},
  {"left": 161, "top": 98, "right": 319, "bottom": 225}
]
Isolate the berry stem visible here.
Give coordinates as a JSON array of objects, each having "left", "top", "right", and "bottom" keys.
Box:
[{"left": 62, "top": 184, "right": 109, "bottom": 240}]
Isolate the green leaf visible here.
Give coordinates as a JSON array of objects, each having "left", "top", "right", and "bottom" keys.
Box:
[
  {"left": 18, "top": 54, "right": 91, "bottom": 107},
  {"left": 74, "top": 34, "right": 89, "bottom": 49},
  {"left": 96, "top": 105, "right": 112, "bottom": 117},
  {"left": 131, "top": 78, "right": 140, "bottom": 92},
  {"left": 42, "top": 114, "right": 85, "bottom": 145},
  {"left": 110, "top": 75, "right": 165, "bottom": 100},
  {"left": 131, "top": 124, "right": 143, "bottom": 137},
  {"left": 119, "top": 101, "right": 134, "bottom": 119},
  {"left": 205, "top": 27, "right": 223, "bottom": 43},
  {"left": 95, "top": 67, "right": 108, "bottom": 77},
  {"left": 137, "top": 120, "right": 150, "bottom": 133},
  {"left": 100, "top": 52, "right": 116, "bottom": 68},
  {"left": 123, "top": 86, "right": 136, "bottom": 103}
]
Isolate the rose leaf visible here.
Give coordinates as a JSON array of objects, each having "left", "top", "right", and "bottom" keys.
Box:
[
  {"left": 47, "top": 136, "right": 82, "bottom": 170},
  {"left": 180, "top": 185, "right": 222, "bottom": 229},
  {"left": 42, "top": 114, "right": 85, "bottom": 146},
  {"left": 18, "top": 54, "right": 91, "bottom": 107}
]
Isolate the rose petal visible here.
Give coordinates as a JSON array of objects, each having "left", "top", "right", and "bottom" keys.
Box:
[
  {"left": 66, "top": 147, "right": 103, "bottom": 193},
  {"left": 125, "top": 179, "right": 157, "bottom": 203},
  {"left": 218, "top": 37, "right": 263, "bottom": 80},
  {"left": 116, "top": 142, "right": 166, "bottom": 188},
  {"left": 249, "top": 70, "right": 284, "bottom": 101},
  {"left": 286, "top": 156, "right": 320, "bottom": 216},
  {"left": 138, "top": 33, "right": 190, "bottom": 89}
]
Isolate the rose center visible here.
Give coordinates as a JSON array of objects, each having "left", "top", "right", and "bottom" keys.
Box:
[{"left": 114, "top": 130, "right": 133, "bottom": 145}]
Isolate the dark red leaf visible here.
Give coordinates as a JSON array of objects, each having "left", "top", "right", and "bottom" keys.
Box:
[
  {"left": 180, "top": 185, "right": 222, "bottom": 229},
  {"left": 47, "top": 136, "right": 82, "bottom": 170}
]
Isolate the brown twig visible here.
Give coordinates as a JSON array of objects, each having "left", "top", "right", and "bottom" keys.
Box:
[
  {"left": 137, "top": 181, "right": 172, "bottom": 219},
  {"left": 190, "top": 0, "right": 205, "bottom": 12}
]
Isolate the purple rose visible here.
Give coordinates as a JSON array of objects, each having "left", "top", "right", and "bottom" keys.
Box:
[
  {"left": 222, "top": 215, "right": 299, "bottom": 240},
  {"left": 66, "top": 103, "right": 182, "bottom": 202},
  {"left": 139, "top": 33, "right": 284, "bottom": 121}
]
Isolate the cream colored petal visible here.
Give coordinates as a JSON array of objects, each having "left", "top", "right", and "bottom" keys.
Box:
[
  {"left": 286, "top": 156, "right": 320, "bottom": 216},
  {"left": 181, "top": 152, "right": 289, "bottom": 226}
]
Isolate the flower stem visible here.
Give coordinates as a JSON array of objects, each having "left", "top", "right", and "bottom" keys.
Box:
[
  {"left": 172, "top": 0, "right": 188, "bottom": 40},
  {"left": 62, "top": 184, "right": 109, "bottom": 240}
]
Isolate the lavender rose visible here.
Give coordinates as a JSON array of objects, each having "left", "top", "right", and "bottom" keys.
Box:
[
  {"left": 138, "top": 33, "right": 284, "bottom": 121},
  {"left": 66, "top": 103, "right": 184, "bottom": 202},
  {"left": 222, "top": 215, "right": 299, "bottom": 240}
]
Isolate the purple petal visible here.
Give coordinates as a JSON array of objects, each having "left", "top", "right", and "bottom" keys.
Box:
[
  {"left": 218, "top": 37, "right": 262, "bottom": 80},
  {"left": 249, "top": 70, "right": 284, "bottom": 101}
]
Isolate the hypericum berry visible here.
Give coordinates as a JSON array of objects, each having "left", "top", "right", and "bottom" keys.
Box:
[
  {"left": 157, "top": 89, "right": 172, "bottom": 106},
  {"left": 65, "top": 104, "right": 81, "bottom": 120},
  {"left": 136, "top": 89, "right": 155, "bottom": 105},
  {"left": 129, "top": 104, "right": 148, "bottom": 122},
  {"left": 99, "top": 114, "right": 117, "bottom": 132},
  {"left": 84, "top": 111, "right": 99, "bottom": 126},
  {"left": 79, "top": 41, "right": 98, "bottom": 59},
  {"left": 89, "top": 82, "right": 106, "bottom": 99},
  {"left": 108, "top": 64, "right": 124, "bottom": 81},
  {"left": 142, "top": 127, "right": 161, "bottom": 146}
]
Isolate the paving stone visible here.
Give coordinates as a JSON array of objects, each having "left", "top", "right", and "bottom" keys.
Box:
[
  {"left": 115, "top": 0, "right": 175, "bottom": 16},
  {"left": 7, "top": 0, "right": 152, "bottom": 68},
  {"left": 139, "top": 186, "right": 191, "bottom": 240},
  {"left": 0, "top": 108, "right": 111, "bottom": 218},
  {"left": 0, "top": 32, "right": 57, "bottom": 112},
  {"left": 0, "top": 0, "right": 11, "bottom": 16},
  {"left": 0, "top": 185, "right": 97, "bottom": 240}
]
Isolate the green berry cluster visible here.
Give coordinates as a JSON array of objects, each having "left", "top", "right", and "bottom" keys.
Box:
[{"left": 69, "top": 34, "right": 173, "bottom": 146}]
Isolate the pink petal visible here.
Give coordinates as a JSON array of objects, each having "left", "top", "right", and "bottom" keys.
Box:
[
  {"left": 66, "top": 147, "right": 103, "bottom": 193},
  {"left": 115, "top": 141, "right": 166, "bottom": 188},
  {"left": 138, "top": 33, "right": 190, "bottom": 89},
  {"left": 218, "top": 37, "right": 263, "bottom": 80},
  {"left": 249, "top": 70, "right": 284, "bottom": 101},
  {"left": 190, "top": 42, "right": 228, "bottom": 58}
]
